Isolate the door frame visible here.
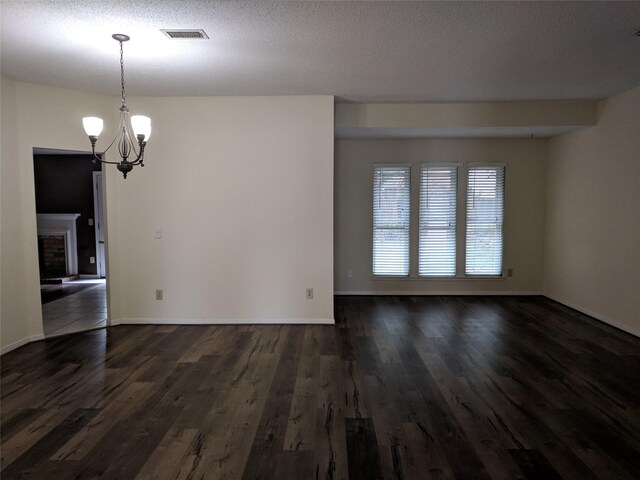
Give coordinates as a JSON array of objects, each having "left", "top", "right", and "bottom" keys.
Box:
[{"left": 92, "top": 170, "right": 106, "bottom": 278}]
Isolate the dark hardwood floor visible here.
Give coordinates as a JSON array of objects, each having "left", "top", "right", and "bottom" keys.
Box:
[{"left": 1, "top": 296, "right": 639, "bottom": 479}]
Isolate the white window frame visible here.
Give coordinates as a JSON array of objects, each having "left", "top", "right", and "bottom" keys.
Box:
[
  {"left": 465, "top": 163, "right": 506, "bottom": 277},
  {"left": 418, "top": 163, "right": 458, "bottom": 277},
  {"left": 372, "top": 163, "right": 411, "bottom": 277}
]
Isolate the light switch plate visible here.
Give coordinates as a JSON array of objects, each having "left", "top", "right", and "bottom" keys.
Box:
[{"left": 153, "top": 228, "right": 162, "bottom": 239}]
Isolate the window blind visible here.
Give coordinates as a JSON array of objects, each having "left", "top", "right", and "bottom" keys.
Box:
[
  {"left": 465, "top": 165, "right": 505, "bottom": 276},
  {"left": 419, "top": 164, "right": 457, "bottom": 276},
  {"left": 373, "top": 165, "right": 410, "bottom": 276}
]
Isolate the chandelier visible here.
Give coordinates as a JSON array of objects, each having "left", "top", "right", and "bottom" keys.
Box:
[{"left": 82, "top": 34, "right": 151, "bottom": 179}]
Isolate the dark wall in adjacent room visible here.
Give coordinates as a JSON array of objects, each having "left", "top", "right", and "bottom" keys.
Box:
[{"left": 34, "top": 154, "right": 101, "bottom": 275}]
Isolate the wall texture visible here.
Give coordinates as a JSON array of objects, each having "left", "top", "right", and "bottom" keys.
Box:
[
  {"left": 0, "top": 78, "right": 335, "bottom": 353},
  {"left": 1, "top": 77, "right": 32, "bottom": 352},
  {"left": 107, "top": 95, "right": 335, "bottom": 324},
  {"left": 335, "top": 138, "right": 547, "bottom": 294},
  {"left": 545, "top": 86, "right": 640, "bottom": 336}
]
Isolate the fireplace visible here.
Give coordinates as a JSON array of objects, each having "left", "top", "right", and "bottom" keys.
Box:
[
  {"left": 36, "top": 213, "right": 81, "bottom": 278},
  {"left": 39, "top": 235, "right": 67, "bottom": 277}
]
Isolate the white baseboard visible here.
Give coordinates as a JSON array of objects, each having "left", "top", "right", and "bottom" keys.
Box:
[
  {"left": 0, "top": 333, "right": 45, "bottom": 355},
  {"left": 335, "top": 290, "right": 542, "bottom": 296},
  {"left": 111, "top": 317, "right": 335, "bottom": 326},
  {"left": 543, "top": 294, "right": 640, "bottom": 338}
]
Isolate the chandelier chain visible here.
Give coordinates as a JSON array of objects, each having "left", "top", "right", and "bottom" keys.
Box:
[{"left": 120, "top": 40, "right": 126, "bottom": 105}]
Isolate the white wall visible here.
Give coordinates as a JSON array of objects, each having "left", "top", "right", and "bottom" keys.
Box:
[
  {"left": 0, "top": 78, "right": 334, "bottom": 353},
  {"left": 336, "top": 100, "right": 597, "bottom": 129},
  {"left": 0, "top": 78, "right": 114, "bottom": 353},
  {"left": 108, "top": 95, "right": 334, "bottom": 324},
  {"left": 545, "top": 86, "right": 640, "bottom": 336},
  {"left": 335, "top": 138, "right": 547, "bottom": 294},
  {"left": 1, "top": 77, "right": 31, "bottom": 352}
]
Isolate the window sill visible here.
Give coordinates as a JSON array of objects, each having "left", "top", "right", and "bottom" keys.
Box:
[{"left": 370, "top": 275, "right": 506, "bottom": 281}]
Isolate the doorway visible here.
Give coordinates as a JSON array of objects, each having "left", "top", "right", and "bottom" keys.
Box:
[
  {"left": 33, "top": 148, "right": 109, "bottom": 337},
  {"left": 93, "top": 171, "right": 106, "bottom": 278}
]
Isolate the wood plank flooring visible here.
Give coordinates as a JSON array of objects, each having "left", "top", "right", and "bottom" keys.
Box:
[{"left": 2, "top": 296, "right": 639, "bottom": 479}]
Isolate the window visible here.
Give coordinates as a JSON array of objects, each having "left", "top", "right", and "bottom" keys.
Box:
[
  {"left": 372, "top": 165, "right": 410, "bottom": 276},
  {"left": 465, "top": 165, "right": 505, "bottom": 276},
  {"left": 419, "top": 164, "right": 457, "bottom": 276}
]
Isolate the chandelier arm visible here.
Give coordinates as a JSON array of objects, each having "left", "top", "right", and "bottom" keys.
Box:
[
  {"left": 89, "top": 141, "right": 121, "bottom": 165},
  {"left": 99, "top": 132, "right": 120, "bottom": 157},
  {"left": 98, "top": 110, "right": 127, "bottom": 158},
  {"left": 128, "top": 147, "right": 145, "bottom": 166},
  {"left": 121, "top": 110, "right": 141, "bottom": 158},
  {"left": 93, "top": 155, "right": 122, "bottom": 166},
  {"left": 125, "top": 124, "right": 141, "bottom": 158}
]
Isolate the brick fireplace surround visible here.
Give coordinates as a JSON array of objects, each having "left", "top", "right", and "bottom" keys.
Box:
[
  {"left": 39, "top": 235, "right": 67, "bottom": 277},
  {"left": 36, "top": 213, "right": 80, "bottom": 278}
]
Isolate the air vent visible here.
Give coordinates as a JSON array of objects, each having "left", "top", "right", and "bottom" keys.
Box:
[{"left": 161, "top": 29, "right": 209, "bottom": 40}]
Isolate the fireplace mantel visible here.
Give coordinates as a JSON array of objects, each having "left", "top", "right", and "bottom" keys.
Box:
[{"left": 36, "top": 213, "right": 81, "bottom": 276}]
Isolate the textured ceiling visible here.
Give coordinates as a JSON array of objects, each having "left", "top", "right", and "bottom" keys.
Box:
[{"left": 1, "top": 1, "right": 639, "bottom": 102}]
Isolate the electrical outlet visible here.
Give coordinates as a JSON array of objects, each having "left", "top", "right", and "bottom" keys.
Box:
[
  {"left": 88, "top": 218, "right": 94, "bottom": 226},
  {"left": 156, "top": 289, "right": 163, "bottom": 300},
  {"left": 507, "top": 268, "right": 514, "bottom": 277},
  {"left": 306, "top": 288, "right": 313, "bottom": 299},
  {"left": 347, "top": 270, "right": 353, "bottom": 279},
  {"left": 90, "top": 256, "right": 95, "bottom": 264}
]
